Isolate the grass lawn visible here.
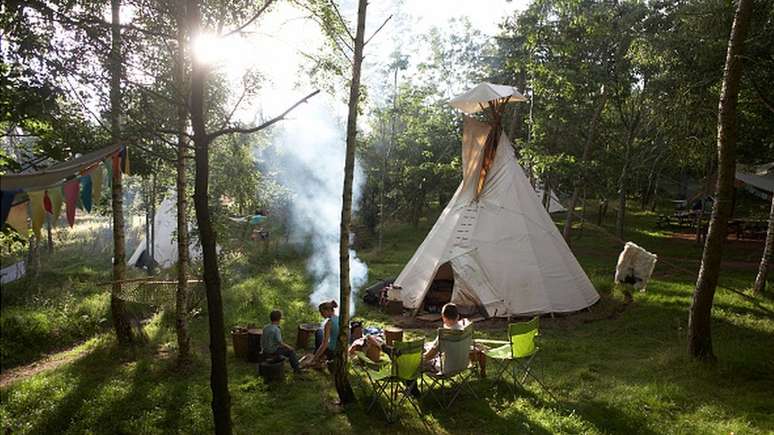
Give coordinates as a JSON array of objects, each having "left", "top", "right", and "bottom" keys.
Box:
[{"left": 1, "top": 209, "right": 773, "bottom": 434}]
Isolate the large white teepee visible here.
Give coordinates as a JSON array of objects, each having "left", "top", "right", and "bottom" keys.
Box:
[{"left": 395, "top": 117, "right": 599, "bottom": 316}]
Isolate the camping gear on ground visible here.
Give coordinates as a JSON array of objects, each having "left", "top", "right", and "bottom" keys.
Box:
[
  {"left": 615, "top": 242, "right": 658, "bottom": 291},
  {"left": 296, "top": 323, "right": 321, "bottom": 350},
  {"left": 362, "top": 278, "right": 396, "bottom": 306},
  {"left": 247, "top": 328, "right": 262, "bottom": 363},
  {"left": 349, "top": 334, "right": 384, "bottom": 362},
  {"left": 258, "top": 355, "right": 285, "bottom": 383},
  {"left": 363, "top": 326, "right": 382, "bottom": 336},
  {"left": 232, "top": 326, "right": 249, "bottom": 359},
  {"left": 384, "top": 326, "right": 403, "bottom": 346},
  {"left": 477, "top": 317, "right": 558, "bottom": 401},
  {"left": 354, "top": 339, "right": 426, "bottom": 424},
  {"left": 423, "top": 324, "right": 479, "bottom": 408},
  {"left": 395, "top": 86, "right": 600, "bottom": 317}
]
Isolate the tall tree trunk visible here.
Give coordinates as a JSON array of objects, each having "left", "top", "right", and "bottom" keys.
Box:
[
  {"left": 688, "top": 0, "right": 753, "bottom": 361},
  {"left": 563, "top": 89, "right": 607, "bottom": 240},
  {"left": 189, "top": 1, "right": 231, "bottom": 432},
  {"left": 335, "top": 0, "right": 367, "bottom": 405},
  {"left": 753, "top": 194, "right": 774, "bottom": 294},
  {"left": 110, "top": 0, "right": 133, "bottom": 345},
  {"left": 175, "top": 0, "right": 191, "bottom": 365}
]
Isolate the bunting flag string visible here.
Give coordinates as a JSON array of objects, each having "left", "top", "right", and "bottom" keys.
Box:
[{"left": 0, "top": 145, "right": 130, "bottom": 232}]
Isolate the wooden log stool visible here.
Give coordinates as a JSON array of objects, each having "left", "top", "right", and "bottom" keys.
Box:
[
  {"left": 384, "top": 326, "right": 404, "bottom": 346},
  {"left": 296, "top": 323, "right": 321, "bottom": 350}
]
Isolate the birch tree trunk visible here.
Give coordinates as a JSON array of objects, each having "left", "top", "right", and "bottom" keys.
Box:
[
  {"left": 753, "top": 194, "right": 774, "bottom": 294},
  {"left": 109, "top": 0, "right": 133, "bottom": 345},
  {"left": 189, "top": 1, "right": 231, "bottom": 432},
  {"left": 335, "top": 0, "right": 367, "bottom": 405},
  {"left": 688, "top": 0, "right": 753, "bottom": 361},
  {"left": 175, "top": 0, "right": 191, "bottom": 365}
]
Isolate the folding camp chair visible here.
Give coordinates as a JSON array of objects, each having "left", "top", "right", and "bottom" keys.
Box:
[
  {"left": 479, "top": 317, "right": 558, "bottom": 402},
  {"left": 355, "top": 339, "right": 425, "bottom": 423},
  {"left": 423, "top": 324, "right": 479, "bottom": 408}
]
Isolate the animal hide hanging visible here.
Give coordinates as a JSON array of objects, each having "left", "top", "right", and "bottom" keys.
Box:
[{"left": 615, "top": 242, "right": 658, "bottom": 291}]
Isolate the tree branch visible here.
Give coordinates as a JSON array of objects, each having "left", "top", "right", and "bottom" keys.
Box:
[
  {"left": 364, "top": 14, "right": 392, "bottom": 46},
  {"left": 329, "top": 0, "right": 355, "bottom": 41},
  {"left": 221, "top": 0, "right": 277, "bottom": 37},
  {"left": 208, "top": 89, "right": 320, "bottom": 140}
]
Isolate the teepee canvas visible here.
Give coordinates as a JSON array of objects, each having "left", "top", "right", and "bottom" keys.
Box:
[{"left": 395, "top": 114, "right": 599, "bottom": 317}]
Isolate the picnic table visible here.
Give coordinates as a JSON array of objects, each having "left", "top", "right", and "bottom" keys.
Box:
[{"left": 728, "top": 218, "right": 769, "bottom": 240}]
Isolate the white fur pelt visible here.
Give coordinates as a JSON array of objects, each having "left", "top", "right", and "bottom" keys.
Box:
[{"left": 615, "top": 242, "right": 658, "bottom": 291}]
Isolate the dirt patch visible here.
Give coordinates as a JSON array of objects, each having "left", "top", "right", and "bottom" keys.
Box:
[{"left": 0, "top": 344, "right": 89, "bottom": 389}]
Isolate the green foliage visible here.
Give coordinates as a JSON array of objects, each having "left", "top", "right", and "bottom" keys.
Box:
[{"left": 1, "top": 214, "right": 773, "bottom": 433}]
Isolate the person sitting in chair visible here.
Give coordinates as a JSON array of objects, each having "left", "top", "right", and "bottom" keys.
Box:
[
  {"left": 423, "top": 303, "right": 467, "bottom": 365},
  {"left": 261, "top": 310, "right": 301, "bottom": 374},
  {"left": 311, "top": 300, "right": 339, "bottom": 366},
  {"left": 422, "top": 302, "right": 486, "bottom": 376}
]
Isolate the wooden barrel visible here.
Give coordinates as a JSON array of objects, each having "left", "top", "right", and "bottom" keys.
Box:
[
  {"left": 231, "top": 327, "right": 249, "bottom": 359},
  {"left": 247, "top": 328, "right": 262, "bottom": 362},
  {"left": 384, "top": 326, "right": 403, "bottom": 346},
  {"left": 296, "top": 323, "right": 320, "bottom": 350}
]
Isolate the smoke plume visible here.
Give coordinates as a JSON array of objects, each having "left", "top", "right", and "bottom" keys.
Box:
[{"left": 269, "top": 97, "right": 368, "bottom": 315}]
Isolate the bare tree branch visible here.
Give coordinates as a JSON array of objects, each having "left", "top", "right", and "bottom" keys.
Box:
[
  {"left": 217, "top": 84, "right": 250, "bottom": 132},
  {"left": 208, "top": 89, "right": 320, "bottom": 140},
  {"left": 364, "top": 14, "right": 392, "bottom": 46},
  {"left": 329, "top": 0, "right": 355, "bottom": 41},
  {"left": 221, "top": 0, "right": 277, "bottom": 37}
]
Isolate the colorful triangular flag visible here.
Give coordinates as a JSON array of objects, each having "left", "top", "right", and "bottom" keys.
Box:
[
  {"left": 1, "top": 190, "right": 16, "bottom": 229},
  {"left": 120, "top": 146, "right": 130, "bottom": 175},
  {"left": 6, "top": 202, "right": 29, "bottom": 239},
  {"left": 80, "top": 175, "right": 93, "bottom": 212},
  {"left": 48, "top": 188, "right": 64, "bottom": 223},
  {"left": 28, "top": 190, "right": 46, "bottom": 238},
  {"left": 63, "top": 179, "right": 79, "bottom": 227},
  {"left": 91, "top": 165, "right": 104, "bottom": 205}
]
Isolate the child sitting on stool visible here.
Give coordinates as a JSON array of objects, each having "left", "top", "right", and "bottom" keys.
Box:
[{"left": 261, "top": 310, "right": 302, "bottom": 374}]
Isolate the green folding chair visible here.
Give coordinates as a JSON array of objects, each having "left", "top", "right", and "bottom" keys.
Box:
[
  {"left": 479, "top": 317, "right": 558, "bottom": 402},
  {"left": 356, "top": 339, "right": 425, "bottom": 423},
  {"left": 423, "top": 324, "right": 479, "bottom": 408}
]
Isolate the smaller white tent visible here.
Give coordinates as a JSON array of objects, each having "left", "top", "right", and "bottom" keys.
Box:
[
  {"left": 128, "top": 197, "right": 202, "bottom": 269},
  {"left": 533, "top": 185, "right": 567, "bottom": 213}
]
